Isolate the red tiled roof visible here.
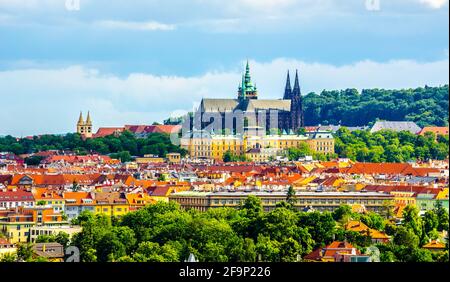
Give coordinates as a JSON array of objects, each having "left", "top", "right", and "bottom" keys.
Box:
[
  {"left": 147, "top": 186, "right": 172, "bottom": 197},
  {"left": 0, "top": 190, "right": 35, "bottom": 202},
  {"left": 145, "top": 125, "right": 181, "bottom": 134},
  {"left": 124, "top": 125, "right": 151, "bottom": 134},
  {"left": 304, "top": 241, "right": 360, "bottom": 261},
  {"left": 363, "top": 185, "right": 441, "bottom": 195},
  {"left": 93, "top": 127, "right": 125, "bottom": 138},
  {"left": 346, "top": 163, "right": 417, "bottom": 175}
]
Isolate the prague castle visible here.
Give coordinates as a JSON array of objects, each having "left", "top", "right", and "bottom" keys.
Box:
[
  {"left": 76, "top": 111, "right": 93, "bottom": 138},
  {"left": 194, "top": 61, "right": 304, "bottom": 133},
  {"left": 181, "top": 62, "right": 334, "bottom": 161}
]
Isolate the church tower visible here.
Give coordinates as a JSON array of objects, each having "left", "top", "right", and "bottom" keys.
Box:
[
  {"left": 290, "top": 70, "right": 304, "bottom": 131},
  {"left": 76, "top": 111, "right": 93, "bottom": 138},
  {"left": 238, "top": 60, "right": 258, "bottom": 101},
  {"left": 283, "top": 70, "right": 292, "bottom": 100},
  {"left": 77, "top": 111, "right": 85, "bottom": 135},
  {"left": 84, "top": 111, "right": 93, "bottom": 138}
]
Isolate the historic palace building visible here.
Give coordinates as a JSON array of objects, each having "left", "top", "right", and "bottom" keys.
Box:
[
  {"left": 180, "top": 131, "right": 335, "bottom": 161},
  {"left": 194, "top": 61, "right": 304, "bottom": 134}
]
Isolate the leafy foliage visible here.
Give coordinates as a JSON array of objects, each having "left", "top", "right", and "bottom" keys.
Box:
[
  {"left": 334, "top": 128, "right": 449, "bottom": 162},
  {"left": 0, "top": 131, "right": 187, "bottom": 160},
  {"left": 303, "top": 85, "right": 449, "bottom": 127},
  {"left": 67, "top": 200, "right": 448, "bottom": 262}
]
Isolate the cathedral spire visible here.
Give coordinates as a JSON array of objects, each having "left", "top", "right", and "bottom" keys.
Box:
[
  {"left": 86, "top": 111, "right": 92, "bottom": 125},
  {"left": 77, "top": 111, "right": 84, "bottom": 125},
  {"left": 241, "top": 74, "right": 246, "bottom": 100},
  {"left": 292, "top": 69, "right": 300, "bottom": 97},
  {"left": 244, "top": 60, "right": 251, "bottom": 84},
  {"left": 238, "top": 60, "right": 258, "bottom": 101},
  {"left": 289, "top": 69, "right": 304, "bottom": 130},
  {"left": 283, "top": 70, "right": 292, "bottom": 99}
]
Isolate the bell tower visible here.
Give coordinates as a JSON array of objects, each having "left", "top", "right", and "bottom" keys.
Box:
[
  {"left": 77, "top": 111, "right": 85, "bottom": 135},
  {"left": 76, "top": 111, "right": 93, "bottom": 138}
]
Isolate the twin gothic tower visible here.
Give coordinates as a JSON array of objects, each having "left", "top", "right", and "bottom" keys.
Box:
[
  {"left": 283, "top": 69, "right": 305, "bottom": 131},
  {"left": 76, "top": 111, "right": 93, "bottom": 138}
]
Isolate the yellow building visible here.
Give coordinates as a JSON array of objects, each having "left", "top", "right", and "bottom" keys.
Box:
[
  {"left": 166, "top": 153, "right": 181, "bottom": 164},
  {"left": 181, "top": 131, "right": 244, "bottom": 159},
  {"left": 436, "top": 188, "right": 449, "bottom": 200},
  {"left": 306, "top": 132, "right": 335, "bottom": 155},
  {"left": 390, "top": 191, "right": 416, "bottom": 206},
  {"left": 0, "top": 206, "right": 67, "bottom": 244},
  {"left": 32, "top": 188, "right": 65, "bottom": 214},
  {"left": 181, "top": 131, "right": 334, "bottom": 161},
  {"left": 0, "top": 238, "right": 17, "bottom": 258},
  {"left": 126, "top": 193, "right": 156, "bottom": 211},
  {"left": 135, "top": 154, "right": 165, "bottom": 164},
  {"left": 93, "top": 192, "right": 130, "bottom": 217}
]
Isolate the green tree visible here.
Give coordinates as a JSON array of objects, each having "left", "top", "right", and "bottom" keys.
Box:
[
  {"left": 434, "top": 201, "right": 449, "bottom": 231},
  {"left": 393, "top": 226, "right": 419, "bottom": 248},
  {"left": 423, "top": 210, "right": 439, "bottom": 236},
  {"left": 286, "top": 186, "right": 297, "bottom": 207},
  {"left": 402, "top": 205, "right": 423, "bottom": 240},
  {"left": 332, "top": 205, "right": 353, "bottom": 222},
  {"left": 16, "top": 243, "right": 34, "bottom": 262}
]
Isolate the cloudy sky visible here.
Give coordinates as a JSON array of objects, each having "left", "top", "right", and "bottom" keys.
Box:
[{"left": 0, "top": 0, "right": 448, "bottom": 136}]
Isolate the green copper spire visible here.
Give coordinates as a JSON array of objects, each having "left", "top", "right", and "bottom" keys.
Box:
[
  {"left": 238, "top": 60, "right": 258, "bottom": 101},
  {"left": 241, "top": 74, "right": 246, "bottom": 99},
  {"left": 245, "top": 60, "right": 251, "bottom": 84}
]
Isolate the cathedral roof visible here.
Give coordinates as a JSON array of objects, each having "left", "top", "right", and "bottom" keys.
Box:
[
  {"left": 199, "top": 98, "right": 291, "bottom": 113},
  {"left": 200, "top": 98, "right": 240, "bottom": 112},
  {"left": 246, "top": 99, "right": 291, "bottom": 111}
]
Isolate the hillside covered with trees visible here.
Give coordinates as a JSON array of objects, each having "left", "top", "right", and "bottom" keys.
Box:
[
  {"left": 334, "top": 128, "right": 449, "bottom": 162},
  {"left": 303, "top": 85, "right": 449, "bottom": 127},
  {"left": 0, "top": 131, "right": 187, "bottom": 162}
]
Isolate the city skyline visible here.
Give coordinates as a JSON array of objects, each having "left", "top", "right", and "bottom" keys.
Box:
[{"left": 0, "top": 0, "right": 449, "bottom": 136}]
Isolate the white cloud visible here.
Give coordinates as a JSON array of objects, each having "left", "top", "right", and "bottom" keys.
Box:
[
  {"left": 94, "top": 20, "right": 176, "bottom": 31},
  {"left": 419, "top": 0, "right": 448, "bottom": 9},
  {"left": 0, "top": 57, "right": 448, "bottom": 136}
]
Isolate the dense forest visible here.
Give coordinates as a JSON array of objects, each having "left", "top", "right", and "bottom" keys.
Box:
[
  {"left": 303, "top": 85, "right": 449, "bottom": 127},
  {"left": 2, "top": 196, "right": 448, "bottom": 262},
  {"left": 0, "top": 131, "right": 187, "bottom": 162}
]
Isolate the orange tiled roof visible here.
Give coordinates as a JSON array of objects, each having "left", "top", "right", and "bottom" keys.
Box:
[
  {"left": 346, "top": 163, "right": 417, "bottom": 175},
  {"left": 423, "top": 240, "right": 446, "bottom": 249},
  {"left": 304, "top": 241, "right": 360, "bottom": 261},
  {"left": 62, "top": 192, "right": 91, "bottom": 205},
  {"left": 93, "top": 127, "right": 125, "bottom": 138},
  {"left": 32, "top": 188, "right": 63, "bottom": 200},
  {"left": 345, "top": 220, "right": 389, "bottom": 240},
  {"left": 419, "top": 127, "right": 449, "bottom": 136}
]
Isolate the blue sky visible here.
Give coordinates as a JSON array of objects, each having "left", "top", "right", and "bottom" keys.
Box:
[{"left": 0, "top": 0, "right": 449, "bottom": 136}]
